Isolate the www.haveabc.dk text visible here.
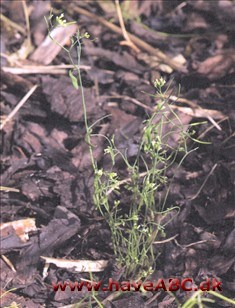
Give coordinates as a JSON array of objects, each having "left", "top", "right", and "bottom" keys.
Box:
[{"left": 52, "top": 278, "right": 222, "bottom": 292}]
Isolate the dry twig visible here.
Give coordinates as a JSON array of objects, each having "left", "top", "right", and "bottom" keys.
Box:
[
  {"left": 115, "top": 0, "right": 140, "bottom": 53},
  {"left": 0, "top": 85, "right": 38, "bottom": 130}
]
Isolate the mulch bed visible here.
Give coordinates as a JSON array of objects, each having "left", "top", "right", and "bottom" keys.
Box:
[{"left": 1, "top": 1, "right": 234, "bottom": 307}]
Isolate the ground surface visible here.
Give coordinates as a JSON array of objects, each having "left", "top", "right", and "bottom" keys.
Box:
[{"left": 1, "top": 1, "right": 235, "bottom": 307}]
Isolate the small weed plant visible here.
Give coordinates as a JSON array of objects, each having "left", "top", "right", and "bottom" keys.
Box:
[{"left": 93, "top": 77, "right": 196, "bottom": 278}]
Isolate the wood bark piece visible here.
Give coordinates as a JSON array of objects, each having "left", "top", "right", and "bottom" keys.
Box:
[
  {"left": 16, "top": 206, "right": 81, "bottom": 269},
  {"left": 41, "top": 256, "right": 108, "bottom": 272},
  {"left": 30, "top": 24, "right": 78, "bottom": 65}
]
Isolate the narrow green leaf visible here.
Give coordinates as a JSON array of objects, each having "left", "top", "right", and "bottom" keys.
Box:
[
  {"left": 191, "top": 137, "right": 211, "bottom": 144},
  {"left": 69, "top": 70, "right": 79, "bottom": 89}
]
